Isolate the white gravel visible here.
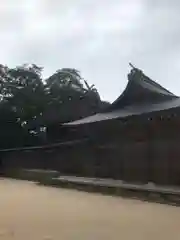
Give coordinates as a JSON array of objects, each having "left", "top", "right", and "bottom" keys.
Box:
[{"left": 0, "top": 178, "right": 180, "bottom": 240}]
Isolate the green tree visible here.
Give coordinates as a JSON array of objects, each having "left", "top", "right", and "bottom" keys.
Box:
[
  {"left": 0, "top": 65, "right": 109, "bottom": 148},
  {"left": 42, "top": 68, "right": 102, "bottom": 124}
]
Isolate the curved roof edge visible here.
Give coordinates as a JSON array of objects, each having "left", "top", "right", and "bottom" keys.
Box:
[
  {"left": 65, "top": 97, "right": 180, "bottom": 126},
  {"left": 106, "top": 64, "right": 177, "bottom": 112},
  {"left": 64, "top": 65, "right": 179, "bottom": 126}
]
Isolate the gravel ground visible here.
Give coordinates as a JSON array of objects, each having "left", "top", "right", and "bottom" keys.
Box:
[{"left": 0, "top": 178, "right": 180, "bottom": 240}]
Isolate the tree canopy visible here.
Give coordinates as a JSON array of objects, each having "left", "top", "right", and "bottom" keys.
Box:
[{"left": 0, "top": 64, "right": 110, "bottom": 149}]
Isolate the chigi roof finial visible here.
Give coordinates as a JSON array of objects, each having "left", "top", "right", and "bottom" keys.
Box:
[
  {"left": 128, "top": 63, "right": 144, "bottom": 81},
  {"left": 129, "top": 62, "right": 136, "bottom": 69}
]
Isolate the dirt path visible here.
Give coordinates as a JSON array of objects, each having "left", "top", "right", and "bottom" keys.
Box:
[{"left": 0, "top": 179, "right": 180, "bottom": 240}]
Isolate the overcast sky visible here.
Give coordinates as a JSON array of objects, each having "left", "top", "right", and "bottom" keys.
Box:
[{"left": 0, "top": 0, "right": 180, "bottom": 101}]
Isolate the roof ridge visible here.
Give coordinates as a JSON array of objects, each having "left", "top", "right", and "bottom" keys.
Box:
[
  {"left": 140, "top": 72, "right": 176, "bottom": 96},
  {"left": 128, "top": 64, "right": 175, "bottom": 96}
]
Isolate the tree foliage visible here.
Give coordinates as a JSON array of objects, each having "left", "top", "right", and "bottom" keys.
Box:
[{"left": 0, "top": 64, "right": 110, "bottom": 148}]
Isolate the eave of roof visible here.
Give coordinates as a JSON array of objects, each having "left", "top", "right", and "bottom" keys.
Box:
[{"left": 65, "top": 97, "right": 180, "bottom": 126}]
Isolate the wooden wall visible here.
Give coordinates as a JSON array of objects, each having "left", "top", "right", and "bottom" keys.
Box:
[{"left": 2, "top": 112, "right": 180, "bottom": 186}]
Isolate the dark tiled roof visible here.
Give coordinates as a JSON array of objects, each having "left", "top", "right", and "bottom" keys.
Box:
[
  {"left": 65, "top": 98, "right": 180, "bottom": 125},
  {"left": 65, "top": 67, "right": 179, "bottom": 126}
]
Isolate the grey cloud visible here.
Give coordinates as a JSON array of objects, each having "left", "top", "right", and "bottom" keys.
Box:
[{"left": 0, "top": 0, "right": 180, "bottom": 101}]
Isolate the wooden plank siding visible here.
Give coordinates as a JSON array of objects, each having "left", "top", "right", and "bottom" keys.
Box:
[{"left": 2, "top": 113, "right": 180, "bottom": 186}]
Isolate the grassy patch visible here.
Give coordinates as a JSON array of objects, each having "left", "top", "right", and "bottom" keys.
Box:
[{"left": 4, "top": 168, "right": 60, "bottom": 182}]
